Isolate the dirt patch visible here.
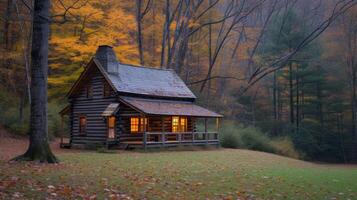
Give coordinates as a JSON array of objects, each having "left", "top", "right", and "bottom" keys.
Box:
[{"left": 0, "top": 126, "right": 78, "bottom": 161}]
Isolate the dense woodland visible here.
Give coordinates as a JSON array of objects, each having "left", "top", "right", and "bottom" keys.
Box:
[{"left": 0, "top": 0, "right": 356, "bottom": 162}]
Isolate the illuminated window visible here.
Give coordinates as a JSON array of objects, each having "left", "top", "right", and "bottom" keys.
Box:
[
  {"left": 172, "top": 116, "right": 179, "bottom": 132},
  {"left": 180, "top": 117, "right": 187, "bottom": 132},
  {"left": 131, "top": 117, "right": 147, "bottom": 133},
  {"left": 131, "top": 117, "right": 139, "bottom": 132},
  {"left": 79, "top": 116, "right": 86, "bottom": 135},
  {"left": 108, "top": 116, "right": 116, "bottom": 139},
  {"left": 172, "top": 116, "right": 187, "bottom": 132},
  {"left": 140, "top": 117, "right": 148, "bottom": 132},
  {"left": 103, "top": 82, "right": 111, "bottom": 97}
]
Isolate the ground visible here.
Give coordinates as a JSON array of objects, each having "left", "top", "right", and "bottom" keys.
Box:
[{"left": 0, "top": 128, "right": 357, "bottom": 199}]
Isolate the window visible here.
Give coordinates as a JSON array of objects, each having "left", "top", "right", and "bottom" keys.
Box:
[
  {"left": 140, "top": 118, "right": 148, "bottom": 132},
  {"left": 103, "top": 82, "right": 111, "bottom": 97},
  {"left": 108, "top": 116, "right": 116, "bottom": 139},
  {"left": 130, "top": 117, "right": 147, "bottom": 133},
  {"left": 86, "top": 84, "right": 93, "bottom": 98},
  {"left": 180, "top": 117, "right": 187, "bottom": 132},
  {"left": 172, "top": 116, "right": 187, "bottom": 132},
  {"left": 172, "top": 116, "right": 179, "bottom": 132},
  {"left": 79, "top": 116, "right": 87, "bottom": 135}
]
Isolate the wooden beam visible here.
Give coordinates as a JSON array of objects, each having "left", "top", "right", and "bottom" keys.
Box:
[
  {"left": 161, "top": 116, "right": 165, "bottom": 146},
  {"left": 204, "top": 118, "right": 208, "bottom": 144}
]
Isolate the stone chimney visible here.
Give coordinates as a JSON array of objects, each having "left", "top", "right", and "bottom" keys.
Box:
[{"left": 94, "top": 45, "right": 118, "bottom": 74}]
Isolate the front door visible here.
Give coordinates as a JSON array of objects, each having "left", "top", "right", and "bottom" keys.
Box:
[{"left": 107, "top": 116, "right": 116, "bottom": 139}]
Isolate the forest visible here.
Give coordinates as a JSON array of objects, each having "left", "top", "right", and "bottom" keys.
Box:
[{"left": 0, "top": 0, "right": 356, "bottom": 163}]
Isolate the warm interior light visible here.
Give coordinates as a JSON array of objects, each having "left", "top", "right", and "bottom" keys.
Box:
[
  {"left": 131, "top": 117, "right": 139, "bottom": 132},
  {"left": 108, "top": 116, "right": 115, "bottom": 138}
]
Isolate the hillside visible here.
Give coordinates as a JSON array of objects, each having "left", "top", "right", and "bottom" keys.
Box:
[{"left": 0, "top": 133, "right": 356, "bottom": 199}]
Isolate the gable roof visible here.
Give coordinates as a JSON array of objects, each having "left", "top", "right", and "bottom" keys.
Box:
[
  {"left": 68, "top": 45, "right": 196, "bottom": 99},
  {"left": 101, "top": 62, "right": 196, "bottom": 99}
]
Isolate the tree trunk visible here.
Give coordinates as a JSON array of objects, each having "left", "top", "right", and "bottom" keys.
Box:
[
  {"left": 289, "top": 62, "right": 294, "bottom": 125},
  {"left": 136, "top": 0, "right": 144, "bottom": 65},
  {"left": 13, "top": 0, "right": 58, "bottom": 163},
  {"left": 316, "top": 78, "right": 323, "bottom": 127},
  {"left": 160, "top": 0, "right": 170, "bottom": 68},
  {"left": 273, "top": 70, "right": 278, "bottom": 135},
  {"left": 295, "top": 66, "right": 299, "bottom": 132},
  {"left": 3, "top": 0, "right": 14, "bottom": 50},
  {"left": 352, "top": 67, "right": 357, "bottom": 162}
]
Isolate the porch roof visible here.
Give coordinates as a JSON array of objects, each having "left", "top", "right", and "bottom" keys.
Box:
[
  {"left": 119, "top": 96, "right": 223, "bottom": 118},
  {"left": 101, "top": 103, "right": 120, "bottom": 117}
]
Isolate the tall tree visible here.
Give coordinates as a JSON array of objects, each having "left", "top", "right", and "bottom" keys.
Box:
[
  {"left": 13, "top": 0, "right": 58, "bottom": 163},
  {"left": 135, "top": 0, "right": 151, "bottom": 65}
]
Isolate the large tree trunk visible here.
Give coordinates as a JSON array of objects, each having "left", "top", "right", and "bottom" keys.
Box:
[{"left": 13, "top": 0, "right": 58, "bottom": 163}]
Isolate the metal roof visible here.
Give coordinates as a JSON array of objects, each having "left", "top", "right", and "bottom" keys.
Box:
[
  {"left": 93, "top": 45, "right": 196, "bottom": 99},
  {"left": 103, "top": 63, "right": 196, "bottom": 99},
  {"left": 120, "top": 96, "right": 223, "bottom": 118},
  {"left": 101, "top": 103, "right": 120, "bottom": 117}
]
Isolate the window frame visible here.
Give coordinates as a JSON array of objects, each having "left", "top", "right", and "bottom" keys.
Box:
[
  {"left": 130, "top": 116, "right": 148, "bottom": 133},
  {"left": 79, "top": 115, "right": 87, "bottom": 135},
  {"left": 107, "top": 116, "right": 116, "bottom": 139},
  {"left": 172, "top": 116, "right": 188, "bottom": 132}
]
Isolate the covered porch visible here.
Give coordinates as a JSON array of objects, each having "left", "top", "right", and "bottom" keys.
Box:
[{"left": 118, "top": 96, "right": 223, "bottom": 149}]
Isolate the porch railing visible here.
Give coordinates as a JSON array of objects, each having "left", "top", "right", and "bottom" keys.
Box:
[{"left": 142, "top": 132, "right": 219, "bottom": 149}]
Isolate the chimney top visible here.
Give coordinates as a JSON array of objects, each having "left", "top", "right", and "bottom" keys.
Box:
[{"left": 94, "top": 45, "right": 118, "bottom": 74}]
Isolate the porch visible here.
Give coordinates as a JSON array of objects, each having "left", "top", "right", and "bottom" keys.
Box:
[
  {"left": 115, "top": 96, "right": 223, "bottom": 149},
  {"left": 123, "top": 132, "right": 219, "bottom": 148}
]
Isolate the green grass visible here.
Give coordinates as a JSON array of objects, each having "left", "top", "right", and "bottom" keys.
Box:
[{"left": 1, "top": 149, "right": 356, "bottom": 199}]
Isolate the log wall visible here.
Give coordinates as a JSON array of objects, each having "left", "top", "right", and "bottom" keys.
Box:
[{"left": 69, "top": 67, "right": 117, "bottom": 145}]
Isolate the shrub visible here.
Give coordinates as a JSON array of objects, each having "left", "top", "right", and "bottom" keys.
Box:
[
  {"left": 219, "top": 121, "right": 299, "bottom": 158},
  {"left": 270, "top": 137, "right": 300, "bottom": 159},
  {"left": 239, "top": 128, "right": 275, "bottom": 153}
]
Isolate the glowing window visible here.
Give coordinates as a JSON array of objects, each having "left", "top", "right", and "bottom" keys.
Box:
[
  {"left": 108, "top": 116, "right": 116, "bottom": 139},
  {"left": 172, "top": 116, "right": 187, "bottom": 132},
  {"left": 140, "top": 117, "right": 148, "bottom": 132},
  {"left": 172, "top": 117, "right": 179, "bottom": 132},
  {"left": 131, "top": 117, "right": 139, "bottom": 132},
  {"left": 130, "top": 117, "right": 147, "bottom": 133},
  {"left": 180, "top": 117, "right": 187, "bottom": 132},
  {"left": 79, "top": 116, "right": 86, "bottom": 134}
]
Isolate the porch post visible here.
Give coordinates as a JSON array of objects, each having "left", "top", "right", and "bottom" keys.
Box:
[
  {"left": 143, "top": 132, "right": 147, "bottom": 151},
  {"left": 161, "top": 116, "right": 165, "bottom": 146},
  {"left": 144, "top": 115, "right": 147, "bottom": 150},
  {"left": 216, "top": 118, "right": 220, "bottom": 147},
  {"left": 204, "top": 118, "right": 208, "bottom": 144},
  {"left": 216, "top": 118, "right": 220, "bottom": 139},
  {"left": 192, "top": 117, "right": 195, "bottom": 144}
]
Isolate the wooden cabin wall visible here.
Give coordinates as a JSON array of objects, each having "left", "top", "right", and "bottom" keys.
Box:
[
  {"left": 117, "top": 104, "right": 142, "bottom": 142},
  {"left": 70, "top": 67, "right": 116, "bottom": 145},
  {"left": 118, "top": 111, "right": 196, "bottom": 142}
]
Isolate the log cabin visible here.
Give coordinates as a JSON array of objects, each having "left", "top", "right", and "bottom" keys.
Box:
[{"left": 59, "top": 45, "right": 223, "bottom": 149}]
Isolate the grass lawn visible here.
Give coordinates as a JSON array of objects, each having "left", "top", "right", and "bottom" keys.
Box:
[{"left": 0, "top": 148, "right": 356, "bottom": 199}]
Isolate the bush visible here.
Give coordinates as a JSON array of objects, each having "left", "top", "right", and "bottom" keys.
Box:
[
  {"left": 270, "top": 137, "right": 300, "bottom": 159},
  {"left": 220, "top": 121, "right": 299, "bottom": 158}
]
